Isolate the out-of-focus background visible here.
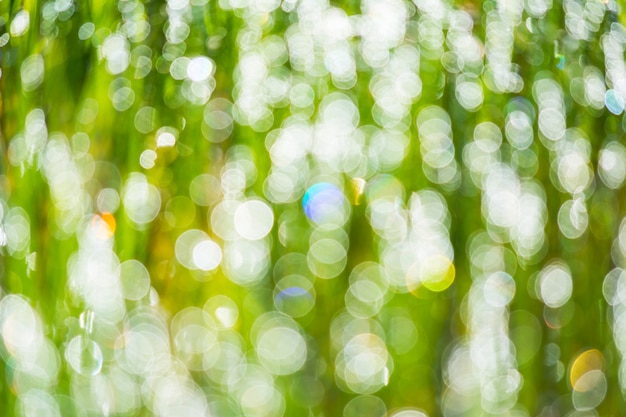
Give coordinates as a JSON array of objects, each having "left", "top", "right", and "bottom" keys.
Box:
[{"left": 1, "top": 0, "right": 626, "bottom": 415}]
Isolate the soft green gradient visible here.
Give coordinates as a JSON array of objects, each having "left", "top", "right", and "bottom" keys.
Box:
[{"left": 1, "top": 0, "right": 625, "bottom": 416}]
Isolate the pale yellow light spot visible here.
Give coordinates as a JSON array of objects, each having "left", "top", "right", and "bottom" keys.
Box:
[
  {"left": 570, "top": 349, "right": 604, "bottom": 391},
  {"left": 349, "top": 177, "right": 366, "bottom": 205},
  {"left": 407, "top": 255, "right": 455, "bottom": 294}
]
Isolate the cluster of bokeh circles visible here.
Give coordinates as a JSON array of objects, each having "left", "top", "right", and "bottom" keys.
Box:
[{"left": 2, "top": 0, "right": 626, "bottom": 415}]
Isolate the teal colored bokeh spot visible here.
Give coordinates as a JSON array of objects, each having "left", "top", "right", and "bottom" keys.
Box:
[{"left": 605, "top": 89, "right": 624, "bottom": 115}]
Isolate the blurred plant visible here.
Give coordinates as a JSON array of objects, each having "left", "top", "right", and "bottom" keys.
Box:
[{"left": 1, "top": 0, "right": 626, "bottom": 416}]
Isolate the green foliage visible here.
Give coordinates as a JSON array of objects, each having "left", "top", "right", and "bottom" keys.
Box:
[{"left": 1, "top": 0, "right": 626, "bottom": 416}]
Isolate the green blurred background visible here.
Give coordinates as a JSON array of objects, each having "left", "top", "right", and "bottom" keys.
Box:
[{"left": 1, "top": 0, "right": 626, "bottom": 416}]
